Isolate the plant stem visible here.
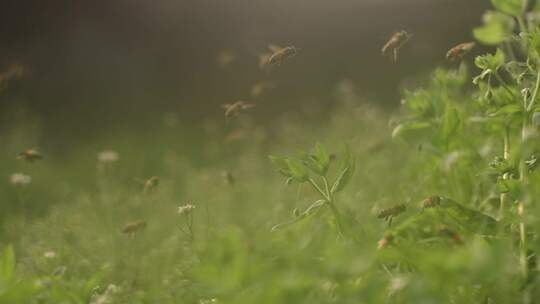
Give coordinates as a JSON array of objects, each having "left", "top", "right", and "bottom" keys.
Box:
[
  {"left": 526, "top": 69, "right": 540, "bottom": 112},
  {"left": 309, "top": 177, "right": 345, "bottom": 238},
  {"left": 499, "top": 126, "right": 511, "bottom": 221}
]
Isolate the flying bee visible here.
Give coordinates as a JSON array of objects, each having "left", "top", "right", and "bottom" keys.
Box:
[
  {"left": 438, "top": 226, "right": 464, "bottom": 245},
  {"left": 377, "top": 234, "right": 394, "bottom": 250},
  {"left": 265, "top": 44, "right": 299, "bottom": 67},
  {"left": 140, "top": 176, "right": 159, "bottom": 193},
  {"left": 446, "top": 42, "right": 475, "bottom": 61},
  {"left": 421, "top": 195, "right": 442, "bottom": 210},
  {"left": 216, "top": 49, "right": 236, "bottom": 68},
  {"left": 250, "top": 81, "right": 276, "bottom": 98},
  {"left": 222, "top": 101, "right": 256, "bottom": 121},
  {"left": 377, "top": 203, "right": 406, "bottom": 227},
  {"left": 122, "top": 220, "right": 147, "bottom": 237},
  {"left": 381, "top": 30, "right": 412, "bottom": 63},
  {"left": 17, "top": 148, "right": 43, "bottom": 162}
]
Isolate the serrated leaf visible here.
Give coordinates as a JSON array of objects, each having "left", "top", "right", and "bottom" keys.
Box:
[
  {"left": 301, "top": 143, "right": 331, "bottom": 176},
  {"left": 473, "top": 11, "right": 515, "bottom": 45},
  {"left": 269, "top": 155, "right": 293, "bottom": 178},
  {"left": 331, "top": 145, "right": 356, "bottom": 193},
  {"left": 286, "top": 158, "right": 309, "bottom": 182}
]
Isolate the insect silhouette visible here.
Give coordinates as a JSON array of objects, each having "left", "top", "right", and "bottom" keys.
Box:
[
  {"left": 438, "top": 226, "right": 464, "bottom": 245},
  {"left": 446, "top": 42, "right": 475, "bottom": 61},
  {"left": 251, "top": 81, "right": 276, "bottom": 98},
  {"left": 421, "top": 195, "right": 442, "bottom": 210},
  {"left": 381, "top": 30, "right": 412, "bottom": 63},
  {"left": 265, "top": 44, "right": 299, "bottom": 67},
  {"left": 122, "top": 220, "right": 147, "bottom": 237},
  {"left": 377, "top": 203, "right": 407, "bottom": 227},
  {"left": 17, "top": 148, "right": 43, "bottom": 162},
  {"left": 137, "top": 176, "right": 159, "bottom": 193},
  {"left": 222, "top": 101, "right": 256, "bottom": 121}
]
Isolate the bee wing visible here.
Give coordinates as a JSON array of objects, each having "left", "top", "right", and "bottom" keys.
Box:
[{"left": 268, "top": 44, "right": 282, "bottom": 53}]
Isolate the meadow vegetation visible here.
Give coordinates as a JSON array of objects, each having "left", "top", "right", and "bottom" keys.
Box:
[{"left": 2, "top": 0, "right": 540, "bottom": 303}]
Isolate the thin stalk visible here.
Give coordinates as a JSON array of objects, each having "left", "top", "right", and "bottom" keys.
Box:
[
  {"left": 499, "top": 127, "right": 511, "bottom": 221},
  {"left": 526, "top": 69, "right": 540, "bottom": 112},
  {"left": 310, "top": 177, "right": 345, "bottom": 237},
  {"left": 308, "top": 178, "right": 330, "bottom": 202}
]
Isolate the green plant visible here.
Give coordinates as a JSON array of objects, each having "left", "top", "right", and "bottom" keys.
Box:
[{"left": 269, "top": 143, "right": 356, "bottom": 237}]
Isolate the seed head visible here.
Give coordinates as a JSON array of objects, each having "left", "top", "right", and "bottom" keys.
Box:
[{"left": 178, "top": 203, "right": 196, "bottom": 216}]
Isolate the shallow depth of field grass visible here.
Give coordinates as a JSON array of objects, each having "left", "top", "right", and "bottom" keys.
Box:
[{"left": 4, "top": 1, "right": 540, "bottom": 303}]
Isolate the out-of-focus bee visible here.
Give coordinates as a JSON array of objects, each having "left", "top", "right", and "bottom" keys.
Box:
[
  {"left": 250, "top": 81, "right": 276, "bottom": 98},
  {"left": 438, "top": 226, "right": 464, "bottom": 245},
  {"left": 216, "top": 49, "right": 236, "bottom": 68},
  {"left": 265, "top": 44, "right": 299, "bottom": 67},
  {"left": 446, "top": 42, "right": 475, "bottom": 61},
  {"left": 224, "top": 129, "right": 247, "bottom": 143},
  {"left": 377, "top": 204, "right": 406, "bottom": 226},
  {"left": 0, "top": 64, "right": 25, "bottom": 89},
  {"left": 140, "top": 176, "right": 159, "bottom": 193},
  {"left": 17, "top": 148, "right": 43, "bottom": 162},
  {"left": 377, "top": 234, "right": 394, "bottom": 250},
  {"left": 221, "top": 170, "right": 235, "bottom": 185},
  {"left": 381, "top": 30, "right": 412, "bottom": 63},
  {"left": 222, "top": 101, "right": 256, "bottom": 121},
  {"left": 421, "top": 195, "right": 441, "bottom": 210},
  {"left": 122, "top": 220, "right": 147, "bottom": 237}
]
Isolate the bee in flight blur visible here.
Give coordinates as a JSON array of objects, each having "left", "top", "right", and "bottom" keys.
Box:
[
  {"left": 381, "top": 30, "right": 412, "bottom": 63},
  {"left": 122, "top": 220, "right": 147, "bottom": 237},
  {"left": 136, "top": 176, "right": 159, "bottom": 193},
  {"left": 222, "top": 101, "right": 256, "bottom": 121},
  {"left": 17, "top": 148, "right": 43, "bottom": 162},
  {"left": 261, "top": 44, "right": 299, "bottom": 68},
  {"left": 446, "top": 42, "right": 475, "bottom": 61},
  {"left": 377, "top": 203, "right": 406, "bottom": 227}
]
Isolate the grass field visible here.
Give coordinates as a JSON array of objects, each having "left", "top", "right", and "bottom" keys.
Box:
[{"left": 3, "top": 0, "right": 540, "bottom": 303}]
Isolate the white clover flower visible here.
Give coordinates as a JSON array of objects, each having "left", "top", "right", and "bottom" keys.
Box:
[
  {"left": 97, "top": 150, "right": 119, "bottom": 163},
  {"left": 10, "top": 173, "right": 31, "bottom": 186},
  {"left": 178, "top": 204, "right": 196, "bottom": 216},
  {"left": 43, "top": 250, "right": 57, "bottom": 259}
]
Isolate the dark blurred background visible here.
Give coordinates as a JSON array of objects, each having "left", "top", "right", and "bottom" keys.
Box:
[{"left": 0, "top": 0, "right": 491, "bottom": 136}]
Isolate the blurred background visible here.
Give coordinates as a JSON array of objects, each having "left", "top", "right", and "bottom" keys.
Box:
[{"left": 0, "top": 0, "right": 490, "bottom": 138}]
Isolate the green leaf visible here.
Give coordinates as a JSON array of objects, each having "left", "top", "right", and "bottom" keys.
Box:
[
  {"left": 488, "top": 104, "right": 522, "bottom": 117},
  {"left": 475, "top": 49, "right": 505, "bottom": 70},
  {"left": 441, "top": 106, "right": 461, "bottom": 140},
  {"left": 269, "top": 155, "right": 293, "bottom": 178},
  {"left": 301, "top": 143, "right": 331, "bottom": 176},
  {"left": 286, "top": 159, "right": 309, "bottom": 182},
  {"left": 473, "top": 11, "right": 515, "bottom": 45},
  {"left": 331, "top": 145, "right": 356, "bottom": 193},
  {"left": 0, "top": 245, "right": 15, "bottom": 284},
  {"left": 491, "top": 0, "right": 523, "bottom": 16},
  {"left": 391, "top": 121, "right": 432, "bottom": 138}
]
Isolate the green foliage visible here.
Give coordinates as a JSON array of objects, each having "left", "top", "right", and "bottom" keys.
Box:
[{"left": 473, "top": 11, "right": 515, "bottom": 45}]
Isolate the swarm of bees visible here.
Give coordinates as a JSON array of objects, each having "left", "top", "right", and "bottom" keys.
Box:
[
  {"left": 222, "top": 101, "right": 256, "bottom": 121},
  {"left": 17, "top": 148, "right": 43, "bottom": 162},
  {"left": 446, "top": 42, "right": 476, "bottom": 61},
  {"left": 381, "top": 30, "right": 412, "bottom": 63},
  {"left": 377, "top": 203, "right": 407, "bottom": 226},
  {"left": 122, "top": 220, "right": 147, "bottom": 237}
]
